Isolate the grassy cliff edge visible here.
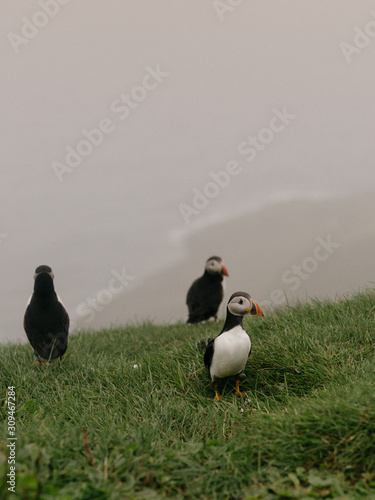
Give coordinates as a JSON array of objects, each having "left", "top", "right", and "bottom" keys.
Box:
[{"left": 1, "top": 292, "right": 375, "bottom": 499}]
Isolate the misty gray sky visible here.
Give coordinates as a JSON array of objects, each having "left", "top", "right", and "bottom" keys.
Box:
[{"left": 1, "top": 1, "right": 375, "bottom": 341}]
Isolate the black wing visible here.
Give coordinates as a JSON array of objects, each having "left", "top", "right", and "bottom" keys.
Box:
[
  {"left": 186, "top": 277, "right": 203, "bottom": 312},
  {"left": 203, "top": 338, "right": 215, "bottom": 369},
  {"left": 186, "top": 276, "right": 223, "bottom": 323}
]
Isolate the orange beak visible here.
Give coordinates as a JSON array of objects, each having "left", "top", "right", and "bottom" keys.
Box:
[
  {"left": 252, "top": 301, "right": 264, "bottom": 317},
  {"left": 221, "top": 264, "right": 229, "bottom": 277}
]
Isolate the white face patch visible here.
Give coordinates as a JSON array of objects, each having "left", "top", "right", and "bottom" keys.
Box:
[
  {"left": 227, "top": 296, "right": 252, "bottom": 316},
  {"left": 205, "top": 258, "right": 222, "bottom": 275}
]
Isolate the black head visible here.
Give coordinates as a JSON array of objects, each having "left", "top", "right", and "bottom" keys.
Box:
[
  {"left": 227, "top": 292, "right": 264, "bottom": 317},
  {"left": 33, "top": 266, "right": 55, "bottom": 295},
  {"left": 221, "top": 291, "right": 263, "bottom": 332},
  {"left": 34, "top": 265, "right": 54, "bottom": 280}
]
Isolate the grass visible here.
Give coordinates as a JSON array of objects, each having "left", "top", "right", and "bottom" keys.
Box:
[{"left": 1, "top": 291, "right": 375, "bottom": 499}]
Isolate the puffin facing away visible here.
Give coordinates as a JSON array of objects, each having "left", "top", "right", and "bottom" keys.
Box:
[
  {"left": 186, "top": 256, "right": 229, "bottom": 324},
  {"left": 24, "top": 265, "right": 69, "bottom": 364},
  {"left": 204, "top": 291, "right": 263, "bottom": 401}
]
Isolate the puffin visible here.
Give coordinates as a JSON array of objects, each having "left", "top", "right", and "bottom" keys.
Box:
[
  {"left": 186, "top": 256, "right": 229, "bottom": 324},
  {"left": 24, "top": 265, "right": 69, "bottom": 364},
  {"left": 204, "top": 291, "right": 263, "bottom": 401}
]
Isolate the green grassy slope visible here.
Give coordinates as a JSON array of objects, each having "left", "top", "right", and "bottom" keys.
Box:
[{"left": 1, "top": 292, "right": 375, "bottom": 499}]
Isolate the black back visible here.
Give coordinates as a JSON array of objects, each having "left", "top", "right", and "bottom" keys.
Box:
[
  {"left": 186, "top": 271, "right": 224, "bottom": 324},
  {"left": 24, "top": 273, "right": 69, "bottom": 360}
]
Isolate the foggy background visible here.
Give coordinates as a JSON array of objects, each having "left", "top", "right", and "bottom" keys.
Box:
[{"left": 1, "top": 1, "right": 375, "bottom": 342}]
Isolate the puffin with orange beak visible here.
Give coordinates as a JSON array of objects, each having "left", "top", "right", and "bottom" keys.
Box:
[
  {"left": 204, "top": 291, "right": 263, "bottom": 401},
  {"left": 186, "top": 256, "right": 229, "bottom": 324}
]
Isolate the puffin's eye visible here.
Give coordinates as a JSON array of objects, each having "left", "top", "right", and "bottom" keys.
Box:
[{"left": 239, "top": 299, "right": 243, "bottom": 304}]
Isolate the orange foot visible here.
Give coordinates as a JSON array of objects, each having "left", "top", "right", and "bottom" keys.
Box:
[
  {"left": 213, "top": 385, "right": 221, "bottom": 401},
  {"left": 235, "top": 379, "right": 246, "bottom": 396},
  {"left": 35, "top": 359, "right": 50, "bottom": 366}
]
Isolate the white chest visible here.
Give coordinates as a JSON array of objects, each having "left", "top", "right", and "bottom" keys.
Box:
[{"left": 210, "top": 325, "right": 251, "bottom": 380}]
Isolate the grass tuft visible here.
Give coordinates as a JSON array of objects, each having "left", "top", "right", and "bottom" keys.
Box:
[{"left": 1, "top": 292, "right": 375, "bottom": 498}]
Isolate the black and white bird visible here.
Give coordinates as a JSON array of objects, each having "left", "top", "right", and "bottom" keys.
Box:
[
  {"left": 204, "top": 291, "right": 263, "bottom": 401},
  {"left": 186, "top": 256, "right": 229, "bottom": 324},
  {"left": 24, "top": 265, "right": 69, "bottom": 364}
]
